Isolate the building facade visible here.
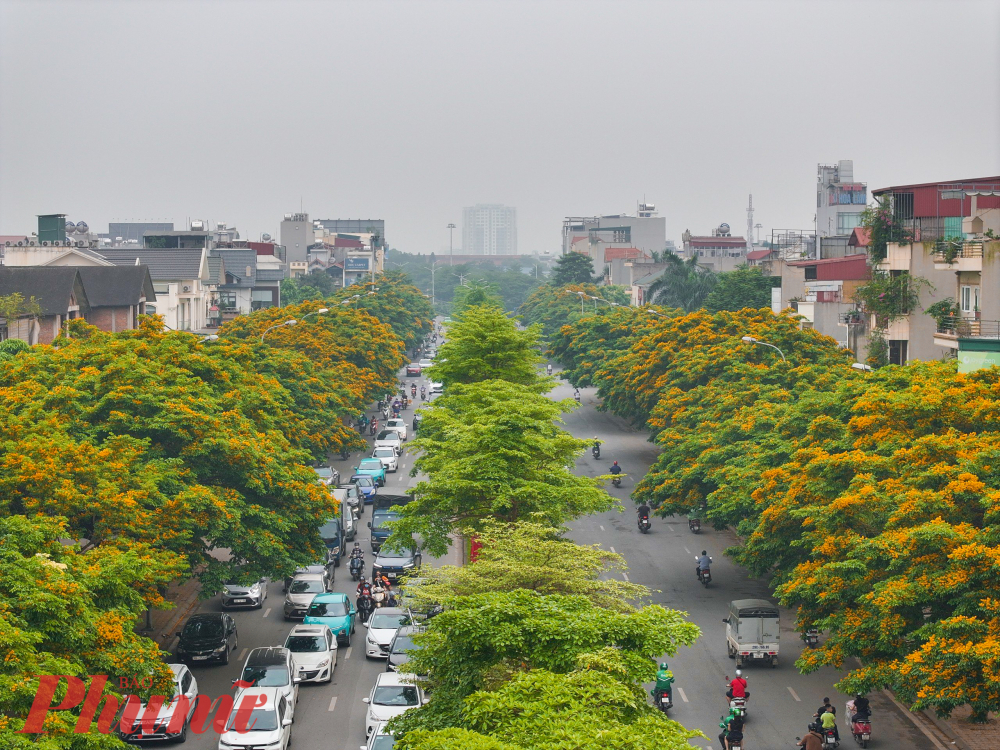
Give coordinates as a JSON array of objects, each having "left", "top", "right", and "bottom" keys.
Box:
[
  {"left": 681, "top": 224, "right": 749, "bottom": 272},
  {"left": 817, "top": 161, "right": 867, "bottom": 239},
  {"left": 280, "top": 213, "right": 312, "bottom": 266},
  {"left": 561, "top": 205, "right": 666, "bottom": 257},
  {"left": 463, "top": 204, "right": 517, "bottom": 256}
]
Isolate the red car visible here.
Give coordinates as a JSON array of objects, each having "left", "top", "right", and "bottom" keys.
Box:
[{"left": 406, "top": 363, "right": 421, "bottom": 376}]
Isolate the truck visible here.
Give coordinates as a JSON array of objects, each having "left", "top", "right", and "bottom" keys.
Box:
[
  {"left": 368, "top": 493, "right": 413, "bottom": 553},
  {"left": 723, "top": 599, "right": 780, "bottom": 668}
]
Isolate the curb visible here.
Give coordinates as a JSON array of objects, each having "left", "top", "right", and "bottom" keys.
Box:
[
  {"left": 155, "top": 583, "right": 202, "bottom": 650},
  {"left": 922, "top": 709, "right": 974, "bottom": 750}
]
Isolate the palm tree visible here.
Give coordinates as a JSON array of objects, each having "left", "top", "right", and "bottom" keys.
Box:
[{"left": 645, "top": 256, "right": 717, "bottom": 312}]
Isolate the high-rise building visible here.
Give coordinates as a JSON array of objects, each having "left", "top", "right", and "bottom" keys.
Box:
[
  {"left": 817, "top": 160, "right": 867, "bottom": 238},
  {"left": 280, "top": 212, "right": 312, "bottom": 266},
  {"left": 462, "top": 204, "right": 517, "bottom": 255}
]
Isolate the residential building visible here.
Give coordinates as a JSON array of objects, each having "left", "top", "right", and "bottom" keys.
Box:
[
  {"left": 780, "top": 254, "right": 870, "bottom": 355},
  {"left": 315, "top": 219, "right": 386, "bottom": 248},
  {"left": 76, "top": 266, "right": 155, "bottom": 333},
  {"left": 817, "top": 161, "right": 867, "bottom": 239},
  {"left": 681, "top": 224, "right": 749, "bottom": 272},
  {"left": 562, "top": 204, "right": 666, "bottom": 257},
  {"left": 629, "top": 263, "right": 670, "bottom": 306},
  {"left": 0, "top": 266, "right": 89, "bottom": 344},
  {"left": 103, "top": 222, "right": 174, "bottom": 245},
  {"left": 463, "top": 204, "right": 517, "bottom": 256},
  {"left": 281, "top": 212, "right": 312, "bottom": 266}
]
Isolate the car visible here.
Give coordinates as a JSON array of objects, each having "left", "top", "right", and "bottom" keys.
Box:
[
  {"left": 303, "top": 592, "right": 357, "bottom": 646},
  {"left": 337, "top": 482, "right": 364, "bottom": 515},
  {"left": 364, "top": 607, "right": 410, "bottom": 660},
  {"left": 176, "top": 613, "right": 238, "bottom": 665},
  {"left": 350, "top": 474, "right": 379, "bottom": 503},
  {"left": 216, "top": 686, "right": 293, "bottom": 750},
  {"left": 313, "top": 465, "right": 340, "bottom": 486},
  {"left": 384, "top": 418, "right": 408, "bottom": 441},
  {"left": 319, "top": 517, "right": 345, "bottom": 567},
  {"left": 368, "top": 506, "right": 402, "bottom": 553},
  {"left": 355, "top": 458, "right": 387, "bottom": 487},
  {"left": 283, "top": 573, "right": 328, "bottom": 620},
  {"left": 119, "top": 664, "right": 198, "bottom": 744},
  {"left": 283, "top": 561, "right": 332, "bottom": 592},
  {"left": 361, "top": 720, "right": 395, "bottom": 750},
  {"left": 372, "top": 446, "right": 399, "bottom": 472},
  {"left": 362, "top": 672, "right": 428, "bottom": 738},
  {"left": 284, "top": 624, "right": 337, "bottom": 684},
  {"left": 418, "top": 359, "right": 433, "bottom": 370},
  {"left": 372, "top": 547, "right": 422, "bottom": 583},
  {"left": 233, "top": 647, "right": 299, "bottom": 721},
  {"left": 221, "top": 577, "right": 268, "bottom": 609},
  {"left": 405, "top": 363, "right": 421, "bottom": 376},
  {"left": 429, "top": 381, "right": 443, "bottom": 394},
  {"left": 386, "top": 625, "right": 422, "bottom": 672},
  {"left": 374, "top": 431, "right": 402, "bottom": 454},
  {"left": 411, "top": 413, "right": 423, "bottom": 434}
]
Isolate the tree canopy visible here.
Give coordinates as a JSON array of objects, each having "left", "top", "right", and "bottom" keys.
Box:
[
  {"left": 703, "top": 265, "right": 776, "bottom": 313},
  {"left": 550, "top": 251, "right": 597, "bottom": 286},
  {"left": 645, "top": 255, "right": 717, "bottom": 312},
  {"left": 517, "top": 283, "right": 629, "bottom": 341}
]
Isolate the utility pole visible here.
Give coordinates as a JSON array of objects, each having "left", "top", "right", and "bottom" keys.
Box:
[
  {"left": 447, "top": 223, "right": 456, "bottom": 266},
  {"left": 746, "top": 194, "right": 754, "bottom": 254}
]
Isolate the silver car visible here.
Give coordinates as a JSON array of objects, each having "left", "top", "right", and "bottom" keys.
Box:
[
  {"left": 222, "top": 578, "right": 267, "bottom": 609},
  {"left": 283, "top": 574, "right": 327, "bottom": 620}
]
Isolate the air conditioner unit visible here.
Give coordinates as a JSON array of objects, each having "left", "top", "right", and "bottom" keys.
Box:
[
  {"left": 77, "top": 241, "right": 86, "bottom": 248},
  {"left": 28, "top": 240, "right": 37, "bottom": 246},
  {"left": 182, "top": 285, "right": 191, "bottom": 293},
  {"left": 16, "top": 241, "right": 23, "bottom": 247},
  {"left": 42, "top": 241, "right": 49, "bottom": 246},
  {"left": 4, "top": 241, "right": 10, "bottom": 247}
]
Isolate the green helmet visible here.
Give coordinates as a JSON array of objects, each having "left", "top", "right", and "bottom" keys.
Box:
[{"left": 659, "top": 663, "right": 668, "bottom": 670}]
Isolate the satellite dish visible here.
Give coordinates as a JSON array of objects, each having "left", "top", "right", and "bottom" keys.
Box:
[{"left": 76, "top": 221, "right": 89, "bottom": 234}]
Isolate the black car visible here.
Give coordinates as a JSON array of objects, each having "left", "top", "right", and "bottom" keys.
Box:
[
  {"left": 386, "top": 625, "right": 421, "bottom": 672},
  {"left": 319, "top": 517, "right": 345, "bottom": 567},
  {"left": 176, "top": 613, "right": 239, "bottom": 665},
  {"left": 372, "top": 546, "right": 422, "bottom": 582}
]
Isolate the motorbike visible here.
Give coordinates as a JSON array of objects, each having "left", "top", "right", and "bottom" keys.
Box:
[
  {"left": 611, "top": 475, "right": 622, "bottom": 488},
  {"left": 546, "top": 364, "right": 553, "bottom": 375},
  {"left": 688, "top": 518, "right": 701, "bottom": 533},
  {"left": 803, "top": 628, "right": 819, "bottom": 648},
  {"left": 696, "top": 557, "right": 712, "bottom": 586},
  {"left": 653, "top": 688, "right": 672, "bottom": 713},
  {"left": 382, "top": 406, "right": 390, "bottom": 420},
  {"left": 369, "top": 421, "right": 378, "bottom": 435},
  {"left": 411, "top": 385, "right": 417, "bottom": 397},
  {"left": 729, "top": 695, "right": 747, "bottom": 720},
  {"left": 638, "top": 515, "right": 651, "bottom": 533},
  {"left": 592, "top": 445, "right": 601, "bottom": 459},
  {"left": 821, "top": 728, "right": 839, "bottom": 748},
  {"left": 340, "top": 448, "right": 350, "bottom": 460},
  {"left": 849, "top": 714, "right": 872, "bottom": 748},
  {"left": 349, "top": 556, "right": 364, "bottom": 581},
  {"left": 420, "top": 387, "right": 427, "bottom": 400},
  {"left": 574, "top": 390, "right": 581, "bottom": 403},
  {"left": 372, "top": 584, "right": 388, "bottom": 608},
  {"left": 357, "top": 594, "right": 375, "bottom": 624}
]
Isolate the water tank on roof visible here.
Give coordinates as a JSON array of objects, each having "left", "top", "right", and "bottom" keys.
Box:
[
  {"left": 191, "top": 220, "right": 205, "bottom": 231},
  {"left": 719, "top": 223, "right": 731, "bottom": 236},
  {"left": 75, "top": 221, "right": 89, "bottom": 234},
  {"left": 65, "top": 220, "right": 76, "bottom": 232},
  {"left": 262, "top": 233, "right": 272, "bottom": 241}
]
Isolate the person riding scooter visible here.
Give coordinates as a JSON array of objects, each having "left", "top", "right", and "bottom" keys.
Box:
[
  {"left": 420, "top": 385, "right": 427, "bottom": 400},
  {"left": 609, "top": 461, "right": 622, "bottom": 487},
  {"left": 592, "top": 437, "right": 601, "bottom": 459},
  {"left": 718, "top": 708, "right": 744, "bottom": 750},
  {"left": 637, "top": 502, "right": 652, "bottom": 532},
  {"left": 411, "top": 383, "right": 417, "bottom": 397},
  {"left": 356, "top": 589, "right": 375, "bottom": 624},
  {"left": 650, "top": 662, "right": 674, "bottom": 710},
  {"left": 696, "top": 550, "right": 712, "bottom": 582},
  {"left": 726, "top": 670, "right": 748, "bottom": 701},
  {"left": 574, "top": 388, "right": 581, "bottom": 402}
]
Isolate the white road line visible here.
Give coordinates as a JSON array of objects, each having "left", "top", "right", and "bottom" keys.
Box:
[
  {"left": 684, "top": 546, "right": 691, "bottom": 555},
  {"left": 788, "top": 686, "right": 801, "bottom": 702},
  {"left": 599, "top": 525, "right": 605, "bottom": 531},
  {"left": 610, "top": 546, "right": 616, "bottom": 553},
  {"left": 344, "top": 647, "right": 352, "bottom": 660},
  {"left": 210, "top": 697, "right": 221, "bottom": 713},
  {"left": 262, "top": 608, "right": 271, "bottom": 618},
  {"left": 238, "top": 648, "right": 248, "bottom": 661},
  {"left": 677, "top": 687, "right": 689, "bottom": 703},
  {"left": 328, "top": 696, "right": 338, "bottom": 712},
  {"left": 622, "top": 572, "right": 629, "bottom": 582}
]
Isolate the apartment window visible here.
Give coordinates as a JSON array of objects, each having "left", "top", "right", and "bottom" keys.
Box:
[
  {"left": 944, "top": 216, "right": 963, "bottom": 240},
  {"left": 837, "top": 213, "right": 863, "bottom": 234},
  {"left": 804, "top": 266, "right": 818, "bottom": 281},
  {"left": 888, "top": 339, "right": 908, "bottom": 366},
  {"left": 892, "top": 192, "right": 914, "bottom": 222},
  {"left": 219, "top": 291, "right": 238, "bottom": 310},
  {"left": 960, "top": 285, "right": 980, "bottom": 313}
]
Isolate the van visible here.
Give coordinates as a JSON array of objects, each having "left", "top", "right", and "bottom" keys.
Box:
[{"left": 723, "top": 599, "right": 780, "bottom": 668}]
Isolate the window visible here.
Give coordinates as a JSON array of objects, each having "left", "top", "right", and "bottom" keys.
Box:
[
  {"left": 837, "top": 212, "right": 863, "bottom": 234},
  {"left": 944, "top": 216, "right": 963, "bottom": 240},
  {"left": 180, "top": 671, "right": 192, "bottom": 694},
  {"left": 960, "top": 285, "right": 980, "bottom": 313},
  {"left": 219, "top": 291, "right": 237, "bottom": 310},
  {"left": 892, "top": 192, "right": 914, "bottom": 221},
  {"left": 888, "top": 339, "right": 908, "bottom": 366},
  {"left": 804, "top": 265, "right": 818, "bottom": 281}
]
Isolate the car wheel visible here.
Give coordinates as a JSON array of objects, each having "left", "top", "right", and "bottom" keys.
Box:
[
  {"left": 342, "top": 630, "right": 351, "bottom": 647},
  {"left": 255, "top": 598, "right": 263, "bottom": 610},
  {"left": 222, "top": 647, "right": 230, "bottom": 666},
  {"left": 175, "top": 719, "right": 188, "bottom": 743},
  {"left": 233, "top": 635, "right": 238, "bottom": 651}
]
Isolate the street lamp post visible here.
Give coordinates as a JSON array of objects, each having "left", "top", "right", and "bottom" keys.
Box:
[
  {"left": 260, "top": 307, "right": 329, "bottom": 342},
  {"left": 447, "top": 223, "right": 456, "bottom": 266},
  {"left": 422, "top": 263, "right": 437, "bottom": 306},
  {"left": 575, "top": 291, "right": 586, "bottom": 313},
  {"left": 740, "top": 335, "right": 786, "bottom": 362}
]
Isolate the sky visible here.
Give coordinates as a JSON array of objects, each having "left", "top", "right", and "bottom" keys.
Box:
[{"left": 2, "top": 0, "right": 998, "bottom": 255}]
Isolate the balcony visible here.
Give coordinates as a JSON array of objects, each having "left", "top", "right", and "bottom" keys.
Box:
[
  {"left": 934, "top": 316, "right": 1000, "bottom": 350},
  {"left": 933, "top": 240, "right": 983, "bottom": 272}
]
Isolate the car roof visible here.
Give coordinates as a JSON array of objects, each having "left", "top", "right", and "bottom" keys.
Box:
[
  {"left": 291, "top": 572, "right": 325, "bottom": 582},
  {"left": 229, "top": 685, "right": 282, "bottom": 702},
  {"left": 376, "top": 431, "right": 398, "bottom": 439},
  {"left": 288, "top": 624, "right": 329, "bottom": 637},
  {"left": 246, "top": 647, "right": 290, "bottom": 666},
  {"left": 167, "top": 664, "right": 185, "bottom": 678},
  {"left": 387, "top": 418, "right": 403, "bottom": 424},
  {"left": 373, "top": 446, "right": 395, "bottom": 452},
  {"left": 370, "top": 607, "right": 405, "bottom": 617},
  {"left": 375, "top": 671, "right": 418, "bottom": 687},
  {"left": 186, "top": 612, "right": 225, "bottom": 623},
  {"left": 312, "top": 592, "right": 349, "bottom": 602},
  {"left": 359, "top": 457, "right": 382, "bottom": 464}
]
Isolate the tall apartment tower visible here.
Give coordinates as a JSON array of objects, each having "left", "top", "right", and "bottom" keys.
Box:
[
  {"left": 816, "top": 160, "right": 867, "bottom": 237},
  {"left": 462, "top": 204, "right": 517, "bottom": 255},
  {"left": 280, "top": 212, "right": 312, "bottom": 265}
]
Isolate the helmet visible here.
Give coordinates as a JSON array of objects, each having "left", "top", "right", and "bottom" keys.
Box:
[
  {"left": 613, "top": 461, "right": 619, "bottom": 466},
  {"left": 735, "top": 669, "right": 742, "bottom": 677},
  {"left": 702, "top": 550, "right": 708, "bottom": 556},
  {"left": 659, "top": 662, "right": 668, "bottom": 670}
]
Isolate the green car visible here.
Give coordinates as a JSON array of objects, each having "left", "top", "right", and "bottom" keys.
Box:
[
  {"left": 355, "top": 458, "right": 387, "bottom": 487},
  {"left": 304, "top": 592, "right": 357, "bottom": 645}
]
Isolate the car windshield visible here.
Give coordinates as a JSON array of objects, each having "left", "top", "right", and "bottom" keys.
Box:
[
  {"left": 374, "top": 448, "right": 395, "bottom": 458},
  {"left": 182, "top": 618, "right": 223, "bottom": 638},
  {"left": 372, "top": 685, "right": 419, "bottom": 706},
  {"left": 284, "top": 635, "right": 327, "bottom": 653},
  {"left": 372, "top": 512, "right": 398, "bottom": 527},
  {"left": 376, "top": 432, "right": 395, "bottom": 441},
  {"left": 226, "top": 707, "right": 278, "bottom": 732},
  {"left": 372, "top": 737, "right": 394, "bottom": 750},
  {"left": 318, "top": 521, "right": 340, "bottom": 538},
  {"left": 314, "top": 468, "right": 333, "bottom": 479},
  {"left": 224, "top": 580, "right": 255, "bottom": 588},
  {"left": 354, "top": 475, "right": 374, "bottom": 487},
  {"left": 359, "top": 459, "right": 382, "bottom": 470},
  {"left": 391, "top": 636, "right": 415, "bottom": 653},
  {"left": 240, "top": 665, "right": 289, "bottom": 687},
  {"left": 289, "top": 579, "right": 325, "bottom": 594},
  {"left": 369, "top": 613, "right": 407, "bottom": 630},
  {"left": 308, "top": 600, "right": 348, "bottom": 617}
]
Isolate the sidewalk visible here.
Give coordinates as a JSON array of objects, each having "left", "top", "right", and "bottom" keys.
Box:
[
  {"left": 134, "top": 576, "right": 203, "bottom": 651},
  {"left": 924, "top": 706, "right": 999, "bottom": 750}
]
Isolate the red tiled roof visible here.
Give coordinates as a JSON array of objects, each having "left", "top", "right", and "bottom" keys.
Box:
[
  {"left": 331, "top": 237, "right": 364, "bottom": 248},
  {"left": 746, "top": 249, "right": 772, "bottom": 260},
  {"left": 848, "top": 227, "right": 871, "bottom": 247},
  {"left": 872, "top": 176, "right": 1000, "bottom": 196},
  {"left": 604, "top": 247, "right": 646, "bottom": 261}
]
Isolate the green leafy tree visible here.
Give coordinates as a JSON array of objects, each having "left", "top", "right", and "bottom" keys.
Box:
[
  {"left": 279, "top": 270, "right": 338, "bottom": 306},
  {"left": 703, "top": 265, "right": 776, "bottom": 313},
  {"left": 330, "top": 273, "right": 435, "bottom": 352},
  {"left": 550, "top": 252, "right": 596, "bottom": 286},
  {"left": 451, "top": 281, "right": 503, "bottom": 320},
  {"left": 645, "top": 255, "right": 717, "bottom": 312},
  {"left": 431, "top": 306, "right": 545, "bottom": 389},
  {"left": 390, "top": 380, "right": 616, "bottom": 555},
  {"left": 860, "top": 195, "right": 914, "bottom": 262},
  {"left": 518, "top": 283, "right": 629, "bottom": 341}
]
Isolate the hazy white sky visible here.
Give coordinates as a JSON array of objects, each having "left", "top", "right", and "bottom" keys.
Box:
[{"left": 2, "top": 0, "right": 998, "bottom": 253}]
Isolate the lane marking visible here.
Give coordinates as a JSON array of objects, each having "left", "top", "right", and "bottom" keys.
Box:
[
  {"left": 610, "top": 546, "right": 616, "bottom": 554},
  {"left": 622, "top": 572, "right": 629, "bottom": 582},
  {"left": 599, "top": 525, "right": 605, "bottom": 531},
  {"left": 677, "top": 687, "right": 689, "bottom": 703},
  {"left": 262, "top": 608, "right": 271, "bottom": 618},
  {"left": 328, "top": 696, "right": 338, "bottom": 712},
  {"left": 238, "top": 648, "right": 248, "bottom": 661},
  {"left": 344, "top": 647, "right": 352, "bottom": 660},
  {"left": 788, "top": 687, "right": 801, "bottom": 702},
  {"left": 210, "top": 697, "right": 221, "bottom": 713},
  {"left": 683, "top": 546, "right": 691, "bottom": 555}
]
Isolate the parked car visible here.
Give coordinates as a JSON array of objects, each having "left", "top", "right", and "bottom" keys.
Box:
[
  {"left": 384, "top": 418, "right": 408, "bottom": 441},
  {"left": 355, "top": 458, "right": 387, "bottom": 487},
  {"left": 350, "top": 474, "right": 379, "bottom": 503},
  {"left": 429, "top": 381, "right": 443, "bottom": 394},
  {"left": 119, "top": 664, "right": 198, "bottom": 744},
  {"left": 319, "top": 517, "right": 345, "bottom": 567},
  {"left": 303, "top": 592, "right": 357, "bottom": 646},
  {"left": 284, "top": 624, "right": 337, "bottom": 684},
  {"left": 364, "top": 608, "right": 410, "bottom": 660},
  {"left": 372, "top": 446, "right": 399, "bottom": 472},
  {"left": 283, "top": 561, "right": 332, "bottom": 592},
  {"left": 363, "top": 672, "right": 427, "bottom": 738},
  {"left": 176, "top": 613, "right": 238, "bottom": 665},
  {"left": 216, "top": 686, "right": 293, "bottom": 750},
  {"left": 233, "top": 647, "right": 299, "bottom": 720},
  {"left": 374, "top": 431, "right": 402, "bottom": 454},
  {"left": 386, "top": 625, "right": 422, "bottom": 672},
  {"left": 371, "top": 546, "right": 422, "bottom": 583},
  {"left": 221, "top": 577, "right": 268, "bottom": 609},
  {"left": 362, "top": 721, "right": 396, "bottom": 750},
  {"left": 405, "top": 363, "right": 421, "bottom": 376},
  {"left": 283, "top": 574, "right": 328, "bottom": 620}
]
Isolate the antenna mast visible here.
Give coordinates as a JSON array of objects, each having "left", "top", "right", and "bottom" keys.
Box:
[{"left": 746, "top": 194, "right": 754, "bottom": 254}]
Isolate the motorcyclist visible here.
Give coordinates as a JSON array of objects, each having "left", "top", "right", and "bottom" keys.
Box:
[
  {"left": 726, "top": 670, "right": 748, "bottom": 700},
  {"left": 574, "top": 388, "right": 581, "bottom": 402},
  {"left": 411, "top": 383, "right": 417, "bottom": 397},
  {"left": 350, "top": 543, "right": 364, "bottom": 561},
  {"left": 818, "top": 706, "right": 838, "bottom": 740},
  {"left": 718, "top": 708, "right": 744, "bottom": 749},
  {"left": 649, "top": 662, "right": 674, "bottom": 704},
  {"left": 609, "top": 461, "right": 622, "bottom": 476},
  {"left": 355, "top": 576, "right": 371, "bottom": 597},
  {"left": 697, "top": 550, "right": 712, "bottom": 580},
  {"left": 850, "top": 694, "right": 871, "bottom": 721},
  {"left": 370, "top": 417, "right": 379, "bottom": 435},
  {"left": 546, "top": 364, "right": 553, "bottom": 375},
  {"left": 797, "top": 725, "right": 824, "bottom": 750},
  {"left": 356, "top": 589, "right": 375, "bottom": 624},
  {"left": 637, "top": 502, "right": 651, "bottom": 519}
]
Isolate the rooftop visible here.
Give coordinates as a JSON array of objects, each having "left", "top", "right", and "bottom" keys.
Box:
[{"left": 872, "top": 176, "right": 1000, "bottom": 195}]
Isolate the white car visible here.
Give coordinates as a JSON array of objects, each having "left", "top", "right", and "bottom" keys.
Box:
[
  {"left": 284, "top": 624, "right": 337, "bottom": 684},
  {"left": 363, "top": 672, "right": 427, "bottom": 738},
  {"left": 374, "top": 431, "right": 402, "bottom": 454},
  {"left": 418, "top": 359, "right": 433, "bottom": 370},
  {"left": 371, "top": 447, "right": 399, "bottom": 473},
  {"left": 217, "top": 686, "right": 292, "bottom": 750},
  {"left": 364, "top": 607, "right": 409, "bottom": 660},
  {"left": 118, "top": 664, "right": 198, "bottom": 743},
  {"left": 385, "top": 418, "right": 408, "bottom": 441},
  {"left": 233, "top": 647, "right": 299, "bottom": 721},
  {"left": 360, "top": 720, "right": 395, "bottom": 750},
  {"left": 429, "top": 381, "right": 443, "bottom": 394}
]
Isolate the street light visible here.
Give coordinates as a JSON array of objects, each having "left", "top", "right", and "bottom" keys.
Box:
[
  {"left": 447, "top": 223, "right": 456, "bottom": 266},
  {"left": 741, "top": 335, "right": 786, "bottom": 362},
  {"left": 851, "top": 362, "right": 873, "bottom": 372},
  {"left": 260, "top": 307, "right": 329, "bottom": 342},
  {"left": 422, "top": 264, "right": 437, "bottom": 306},
  {"left": 575, "top": 291, "right": 586, "bottom": 313}
]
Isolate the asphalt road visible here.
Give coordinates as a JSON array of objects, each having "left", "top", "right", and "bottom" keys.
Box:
[{"left": 556, "top": 370, "right": 937, "bottom": 750}]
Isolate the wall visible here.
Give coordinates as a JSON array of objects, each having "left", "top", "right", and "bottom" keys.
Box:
[
  {"left": 280, "top": 216, "right": 311, "bottom": 265},
  {"left": 86, "top": 306, "right": 136, "bottom": 333}
]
